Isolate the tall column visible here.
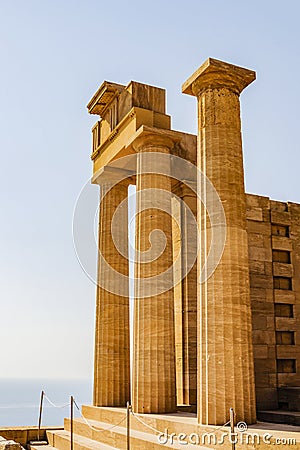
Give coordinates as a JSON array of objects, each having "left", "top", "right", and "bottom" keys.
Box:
[
  {"left": 183, "top": 58, "right": 257, "bottom": 424},
  {"left": 94, "top": 180, "right": 130, "bottom": 406},
  {"left": 172, "top": 183, "right": 197, "bottom": 409},
  {"left": 181, "top": 183, "right": 198, "bottom": 408},
  {"left": 132, "top": 134, "right": 176, "bottom": 413}
]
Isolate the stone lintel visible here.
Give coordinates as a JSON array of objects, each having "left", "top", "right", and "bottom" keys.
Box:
[
  {"left": 92, "top": 165, "right": 134, "bottom": 185},
  {"left": 92, "top": 130, "right": 198, "bottom": 189},
  {"left": 91, "top": 106, "right": 172, "bottom": 172},
  {"left": 87, "top": 81, "right": 125, "bottom": 116},
  {"left": 182, "top": 57, "right": 256, "bottom": 96}
]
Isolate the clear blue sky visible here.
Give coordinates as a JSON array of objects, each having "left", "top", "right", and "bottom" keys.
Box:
[{"left": 0, "top": 0, "right": 299, "bottom": 379}]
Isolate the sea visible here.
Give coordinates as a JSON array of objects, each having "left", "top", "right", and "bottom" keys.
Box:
[{"left": 0, "top": 378, "right": 93, "bottom": 428}]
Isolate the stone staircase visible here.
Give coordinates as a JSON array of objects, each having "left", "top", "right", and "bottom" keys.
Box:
[
  {"left": 28, "top": 406, "right": 209, "bottom": 450},
  {"left": 28, "top": 405, "right": 300, "bottom": 450}
]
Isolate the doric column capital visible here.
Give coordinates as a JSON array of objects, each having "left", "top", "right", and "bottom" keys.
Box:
[
  {"left": 126, "top": 125, "right": 181, "bottom": 155},
  {"left": 180, "top": 180, "right": 197, "bottom": 198},
  {"left": 132, "top": 132, "right": 174, "bottom": 153},
  {"left": 182, "top": 58, "right": 256, "bottom": 97}
]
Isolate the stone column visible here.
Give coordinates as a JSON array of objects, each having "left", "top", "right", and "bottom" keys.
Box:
[
  {"left": 172, "top": 183, "right": 197, "bottom": 409},
  {"left": 181, "top": 183, "right": 198, "bottom": 408},
  {"left": 183, "top": 58, "right": 257, "bottom": 425},
  {"left": 132, "top": 134, "right": 176, "bottom": 413},
  {"left": 94, "top": 180, "right": 130, "bottom": 406}
]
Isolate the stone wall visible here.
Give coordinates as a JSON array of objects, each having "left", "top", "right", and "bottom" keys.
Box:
[
  {"left": 0, "top": 428, "right": 62, "bottom": 447},
  {"left": 246, "top": 194, "right": 300, "bottom": 411}
]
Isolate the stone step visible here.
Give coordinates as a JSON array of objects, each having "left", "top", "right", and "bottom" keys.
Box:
[
  {"left": 46, "top": 430, "right": 116, "bottom": 450},
  {"left": 81, "top": 407, "right": 126, "bottom": 425},
  {"left": 28, "top": 445, "right": 56, "bottom": 450},
  {"left": 78, "top": 406, "right": 300, "bottom": 449},
  {"left": 81, "top": 405, "right": 200, "bottom": 436},
  {"left": 257, "top": 410, "right": 300, "bottom": 426},
  {"left": 45, "top": 409, "right": 300, "bottom": 450},
  {"left": 28, "top": 441, "right": 48, "bottom": 447},
  {"left": 62, "top": 417, "right": 208, "bottom": 450}
]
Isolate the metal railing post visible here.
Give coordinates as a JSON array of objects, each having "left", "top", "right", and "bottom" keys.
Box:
[
  {"left": 230, "top": 407, "right": 235, "bottom": 450},
  {"left": 37, "top": 390, "right": 44, "bottom": 441},
  {"left": 126, "top": 401, "right": 131, "bottom": 450},
  {"left": 70, "top": 396, "right": 74, "bottom": 450}
]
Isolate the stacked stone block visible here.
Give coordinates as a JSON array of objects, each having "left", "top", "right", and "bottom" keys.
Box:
[{"left": 247, "top": 194, "right": 300, "bottom": 410}]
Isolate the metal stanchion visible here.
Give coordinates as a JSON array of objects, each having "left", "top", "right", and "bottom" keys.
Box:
[
  {"left": 37, "top": 390, "right": 45, "bottom": 441},
  {"left": 126, "top": 402, "right": 131, "bottom": 450},
  {"left": 230, "top": 408, "right": 235, "bottom": 450},
  {"left": 70, "top": 396, "right": 74, "bottom": 450}
]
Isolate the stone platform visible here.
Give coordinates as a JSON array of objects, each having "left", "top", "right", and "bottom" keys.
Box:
[
  {"left": 258, "top": 410, "right": 300, "bottom": 426},
  {"left": 29, "top": 406, "right": 300, "bottom": 449}
]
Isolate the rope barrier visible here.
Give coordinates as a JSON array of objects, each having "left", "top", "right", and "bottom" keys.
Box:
[
  {"left": 130, "top": 409, "right": 231, "bottom": 439},
  {"left": 72, "top": 399, "right": 230, "bottom": 439},
  {"left": 38, "top": 389, "right": 233, "bottom": 445},
  {"left": 214, "top": 420, "right": 231, "bottom": 431},
  {"left": 44, "top": 393, "right": 71, "bottom": 409},
  {"left": 73, "top": 398, "right": 127, "bottom": 433},
  {"left": 130, "top": 410, "right": 164, "bottom": 435}
]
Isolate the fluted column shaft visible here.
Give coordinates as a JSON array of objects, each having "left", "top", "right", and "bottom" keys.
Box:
[
  {"left": 198, "top": 88, "right": 256, "bottom": 424},
  {"left": 181, "top": 185, "right": 198, "bottom": 408},
  {"left": 173, "top": 183, "right": 197, "bottom": 408},
  {"left": 132, "top": 136, "right": 176, "bottom": 413},
  {"left": 183, "top": 59, "right": 257, "bottom": 425},
  {"left": 94, "top": 181, "right": 130, "bottom": 406}
]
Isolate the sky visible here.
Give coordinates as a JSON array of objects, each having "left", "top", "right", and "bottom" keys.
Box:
[{"left": 0, "top": 0, "right": 299, "bottom": 380}]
